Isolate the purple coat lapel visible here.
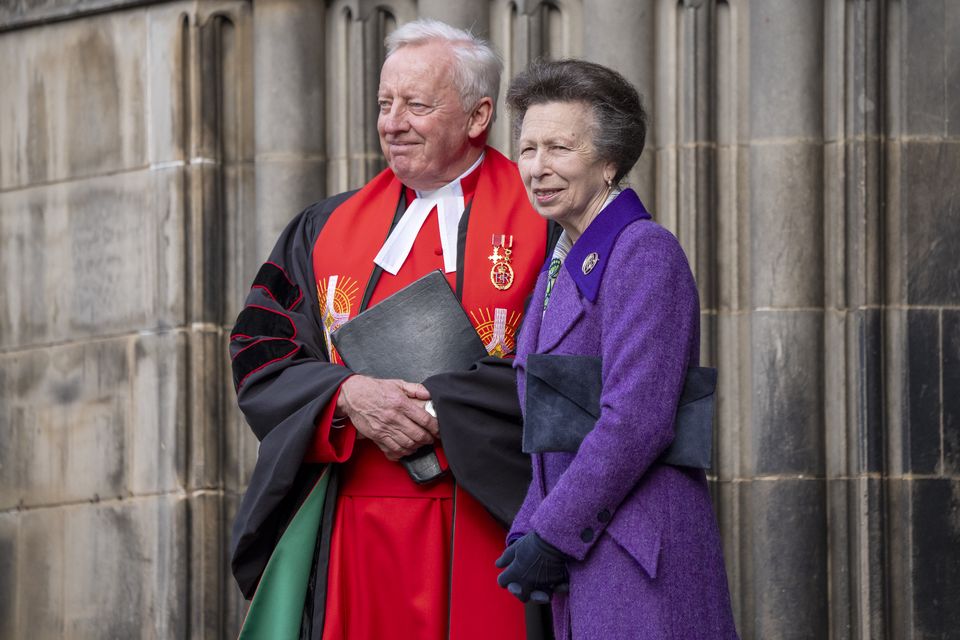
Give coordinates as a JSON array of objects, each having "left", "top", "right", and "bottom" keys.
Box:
[
  {"left": 563, "top": 188, "right": 650, "bottom": 303},
  {"left": 536, "top": 274, "right": 584, "bottom": 353}
]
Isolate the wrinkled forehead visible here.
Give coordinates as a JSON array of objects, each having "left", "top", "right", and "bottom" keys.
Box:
[
  {"left": 519, "top": 101, "right": 596, "bottom": 140},
  {"left": 379, "top": 41, "right": 456, "bottom": 91}
]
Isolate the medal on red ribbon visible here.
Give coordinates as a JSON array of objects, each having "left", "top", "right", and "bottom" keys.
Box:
[{"left": 488, "top": 234, "right": 515, "bottom": 291}]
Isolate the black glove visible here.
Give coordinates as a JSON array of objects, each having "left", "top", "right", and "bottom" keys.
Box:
[{"left": 495, "top": 532, "right": 571, "bottom": 603}]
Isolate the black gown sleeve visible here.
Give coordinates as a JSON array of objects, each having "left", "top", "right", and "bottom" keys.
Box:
[
  {"left": 423, "top": 357, "right": 528, "bottom": 529},
  {"left": 229, "top": 191, "right": 355, "bottom": 598}
]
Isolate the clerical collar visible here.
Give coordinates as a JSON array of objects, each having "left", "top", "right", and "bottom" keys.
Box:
[{"left": 373, "top": 154, "right": 485, "bottom": 275}]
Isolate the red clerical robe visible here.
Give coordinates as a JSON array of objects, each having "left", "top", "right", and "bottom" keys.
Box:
[{"left": 230, "top": 147, "right": 550, "bottom": 640}]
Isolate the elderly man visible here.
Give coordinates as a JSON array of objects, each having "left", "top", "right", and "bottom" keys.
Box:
[{"left": 230, "top": 19, "right": 552, "bottom": 640}]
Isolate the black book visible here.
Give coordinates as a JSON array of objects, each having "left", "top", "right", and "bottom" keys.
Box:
[
  {"left": 331, "top": 270, "right": 489, "bottom": 482},
  {"left": 523, "top": 354, "right": 716, "bottom": 469}
]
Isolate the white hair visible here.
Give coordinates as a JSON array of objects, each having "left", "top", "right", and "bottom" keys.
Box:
[{"left": 385, "top": 18, "right": 502, "bottom": 118}]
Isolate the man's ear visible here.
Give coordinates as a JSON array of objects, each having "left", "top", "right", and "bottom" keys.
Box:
[{"left": 467, "top": 97, "right": 495, "bottom": 140}]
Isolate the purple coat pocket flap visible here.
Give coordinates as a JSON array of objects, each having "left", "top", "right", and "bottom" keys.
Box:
[{"left": 605, "top": 498, "right": 663, "bottom": 579}]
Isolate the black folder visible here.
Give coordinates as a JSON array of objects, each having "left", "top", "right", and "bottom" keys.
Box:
[
  {"left": 331, "top": 270, "right": 489, "bottom": 482},
  {"left": 523, "top": 354, "right": 716, "bottom": 469}
]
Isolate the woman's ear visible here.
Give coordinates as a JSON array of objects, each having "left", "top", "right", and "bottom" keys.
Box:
[
  {"left": 603, "top": 162, "right": 618, "bottom": 186},
  {"left": 468, "top": 97, "right": 495, "bottom": 140}
]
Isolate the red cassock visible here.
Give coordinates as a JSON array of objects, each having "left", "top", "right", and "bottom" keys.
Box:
[{"left": 230, "top": 147, "right": 549, "bottom": 640}]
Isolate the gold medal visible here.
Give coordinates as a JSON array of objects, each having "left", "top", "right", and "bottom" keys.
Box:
[{"left": 489, "top": 234, "right": 515, "bottom": 291}]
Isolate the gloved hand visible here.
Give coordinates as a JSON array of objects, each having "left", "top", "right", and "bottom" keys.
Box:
[{"left": 495, "top": 532, "right": 571, "bottom": 603}]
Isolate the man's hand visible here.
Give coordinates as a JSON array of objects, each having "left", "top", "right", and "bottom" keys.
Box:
[{"left": 337, "top": 375, "right": 439, "bottom": 461}]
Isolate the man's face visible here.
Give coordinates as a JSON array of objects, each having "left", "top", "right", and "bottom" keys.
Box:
[{"left": 377, "top": 42, "right": 483, "bottom": 191}]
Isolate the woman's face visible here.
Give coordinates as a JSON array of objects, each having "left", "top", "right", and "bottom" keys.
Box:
[{"left": 517, "top": 101, "right": 615, "bottom": 241}]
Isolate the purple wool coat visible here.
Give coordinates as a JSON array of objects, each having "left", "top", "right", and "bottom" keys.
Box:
[{"left": 511, "top": 189, "right": 739, "bottom": 640}]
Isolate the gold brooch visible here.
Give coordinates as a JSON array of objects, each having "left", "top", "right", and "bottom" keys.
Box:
[
  {"left": 489, "top": 234, "right": 515, "bottom": 291},
  {"left": 581, "top": 252, "right": 599, "bottom": 275}
]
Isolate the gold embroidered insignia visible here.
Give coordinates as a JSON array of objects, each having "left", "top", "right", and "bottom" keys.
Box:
[
  {"left": 582, "top": 252, "right": 599, "bottom": 275},
  {"left": 470, "top": 307, "right": 522, "bottom": 358},
  {"left": 488, "top": 234, "right": 515, "bottom": 291},
  {"left": 317, "top": 275, "right": 360, "bottom": 362}
]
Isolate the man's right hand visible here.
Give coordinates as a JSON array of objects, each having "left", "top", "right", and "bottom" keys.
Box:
[{"left": 336, "top": 375, "right": 439, "bottom": 461}]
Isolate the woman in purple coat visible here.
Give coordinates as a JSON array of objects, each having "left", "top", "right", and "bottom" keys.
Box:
[{"left": 495, "top": 60, "right": 739, "bottom": 639}]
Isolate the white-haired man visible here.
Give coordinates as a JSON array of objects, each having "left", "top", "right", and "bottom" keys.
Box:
[{"left": 230, "top": 19, "right": 554, "bottom": 640}]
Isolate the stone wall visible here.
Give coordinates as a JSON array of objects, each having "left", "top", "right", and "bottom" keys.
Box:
[
  {"left": 0, "top": 0, "right": 957, "bottom": 638},
  {"left": 0, "top": 1, "right": 254, "bottom": 636}
]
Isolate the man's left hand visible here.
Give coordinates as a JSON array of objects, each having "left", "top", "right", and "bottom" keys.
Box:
[{"left": 337, "top": 375, "right": 439, "bottom": 460}]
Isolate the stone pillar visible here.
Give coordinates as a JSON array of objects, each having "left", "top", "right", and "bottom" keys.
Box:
[
  {"left": 734, "top": 1, "right": 828, "bottom": 638},
  {"left": 582, "top": 0, "right": 656, "bottom": 204},
  {"left": 323, "top": 0, "right": 416, "bottom": 193},
  {"left": 822, "top": 1, "right": 887, "bottom": 638},
  {"left": 488, "top": 0, "right": 584, "bottom": 154},
  {"left": 711, "top": 0, "right": 748, "bottom": 630},
  {"left": 252, "top": 0, "right": 326, "bottom": 260},
  {"left": 488, "top": 0, "right": 522, "bottom": 152},
  {"left": 884, "top": 1, "right": 960, "bottom": 637},
  {"left": 648, "top": 0, "right": 715, "bottom": 315},
  {"left": 418, "top": 0, "right": 490, "bottom": 37}
]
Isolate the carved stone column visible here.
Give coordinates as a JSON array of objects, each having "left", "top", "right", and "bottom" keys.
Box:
[
  {"left": 883, "top": 1, "right": 960, "bottom": 637},
  {"left": 582, "top": 0, "right": 656, "bottom": 203},
  {"left": 821, "top": 1, "right": 887, "bottom": 638},
  {"left": 418, "top": 0, "right": 490, "bottom": 36},
  {"left": 252, "top": 0, "right": 326, "bottom": 259},
  {"left": 734, "top": 1, "right": 829, "bottom": 637},
  {"left": 488, "top": 0, "right": 584, "bottom": 153}
]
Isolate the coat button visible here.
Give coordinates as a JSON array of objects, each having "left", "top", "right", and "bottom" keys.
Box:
[
  {"left": 597, "top": 509, "right": 611, "bottom": 523},
  {"left": 580, "top": 527, "right": 594, "bottom": 543}
]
